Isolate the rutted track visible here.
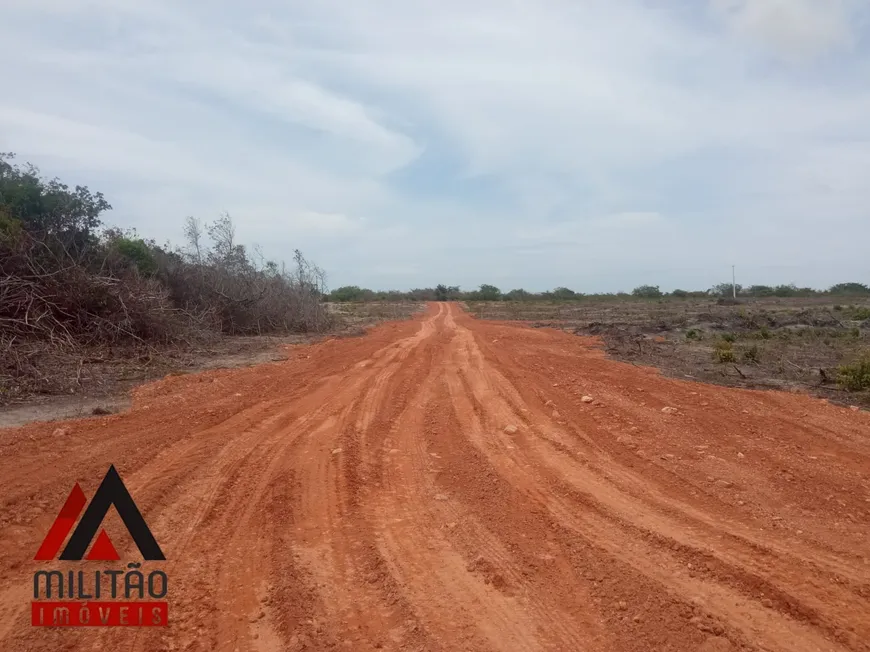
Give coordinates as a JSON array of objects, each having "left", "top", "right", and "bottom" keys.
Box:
[{"left": 1, "top": 302, "right": 868, "bottom": 651}]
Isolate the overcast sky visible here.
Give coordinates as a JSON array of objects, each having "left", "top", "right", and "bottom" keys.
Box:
[{"left": 2, "top": 0, "right": 868, "bottom": 292}]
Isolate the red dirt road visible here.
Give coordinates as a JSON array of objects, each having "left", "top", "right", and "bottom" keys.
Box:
[{"left": 1, "top": 303, "right": 869, "bottom": 651}]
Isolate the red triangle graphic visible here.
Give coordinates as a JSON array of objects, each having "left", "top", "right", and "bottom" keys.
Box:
[
  {"left": 34, "top": 483, "right": 87, "bottom": 560},
  {"left": 86, "top": 529, "right": 120, "bottom": 561}
]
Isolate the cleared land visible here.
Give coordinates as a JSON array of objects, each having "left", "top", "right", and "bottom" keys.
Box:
[
  {"left": 0, "top": 302, "right": 422, "bottom": 427},
  {"left": 1, "top": 302, "right": 869, "bottom": 651},
  {"left": 468, "top": 297, "right": 870, "bottom": 408}
]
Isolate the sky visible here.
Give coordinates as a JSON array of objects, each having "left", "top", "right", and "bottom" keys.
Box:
[{"left": 1, "top": 0, "right": 868, "bottom": 292}]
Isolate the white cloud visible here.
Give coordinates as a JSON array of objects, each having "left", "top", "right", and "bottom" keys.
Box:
[
  {"left": 517, "top": 212, "right": 664, "bottom": 243},
  {"left": 710, "top": 0, "right": 863, "bottom": 60},
  {"left": 0, "top": 0, "right": 868, "bottom": 291},
  {"left": 293, "top": 211, "right": 364, "bottom": 235},
  {"left": 369, "top": 264, "right": 421, "bottom": 277}
]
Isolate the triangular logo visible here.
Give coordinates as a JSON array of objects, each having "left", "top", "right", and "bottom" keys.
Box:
[
  {"left": 34, "top": 465, "right": 164, "bottom": 561},
  {"left": 86, "top": 530, "right": 120, "bottom": 561}
]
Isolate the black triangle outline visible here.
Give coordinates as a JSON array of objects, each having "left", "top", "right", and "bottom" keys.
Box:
[{"left": 59, "top": 465, "right": 165, "bottom": 561}]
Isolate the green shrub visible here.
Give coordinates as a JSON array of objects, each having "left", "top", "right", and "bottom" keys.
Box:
[
  {"left": 632, "top": 285, "right": 663, "bottom": 299},
  {"left": 850, "top": 307, "right": 870, "bottom": 320},
  {"left": 0, "top": 210, "right": 23, "bottom": 242},
  {"left": 714, "top": 341, "right": 736, "bottom": 363},
  {"left": 747, "top": 285, "right": 775, "bottom": 297},
  {"left": 721, "top": 332, "right": 737, "bottom": 343},
  {"left": 837, "top": 356, "right": 870, "bottom": 391},
  {"left": 474, "top": 284, "right": 503, "bottom": 301},
  {"left": 113, "top": 237, "right": 157, "bottom": 276},
  {"left": 685, "top": 329, "right": 701, "bottom": 340},
  {"left": 829, "top": 282, "right": 870, "bottom": 296}
]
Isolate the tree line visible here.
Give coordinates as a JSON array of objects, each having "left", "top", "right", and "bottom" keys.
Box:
[{"left": 329, "top": 282, "right": 870, "bottom": 303}]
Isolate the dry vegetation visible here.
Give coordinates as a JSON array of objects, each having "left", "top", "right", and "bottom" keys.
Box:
[
  {"left": 0, "top": 154, "right": 337, "bottom": 404},
  {"left": 466, "top": 297, "right": 870, "bottom": 408},
  {"left": 327, "top": 301, "right": 424, "bottom": 333}
]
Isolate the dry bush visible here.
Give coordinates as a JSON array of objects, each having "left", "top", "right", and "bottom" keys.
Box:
[
  {"left": 166, "top": 216, "right": 333, "bottom": 335},
  {"left": 0, "top": 155, "right": 334, "bottom": 401},
  {"left": 838, "top": 356, "right": 870, "bottom": 391}
]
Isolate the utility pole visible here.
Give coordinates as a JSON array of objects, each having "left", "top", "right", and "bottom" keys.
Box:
[{"left": 732, "top": 265, "right": 736, "bottom": 299}]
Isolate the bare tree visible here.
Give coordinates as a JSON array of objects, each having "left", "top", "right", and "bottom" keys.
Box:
[{"left": 183, "top": 216, "right": 204, "bottom": 265}]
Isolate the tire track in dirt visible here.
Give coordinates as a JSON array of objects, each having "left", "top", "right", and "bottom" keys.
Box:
[
  {"left": 274, "top": 304, "right": 451, "bottom": 650},
  {"left": 101, "top": 334, "right": 435, "bottom": 651},
  {"left": 477, "top": 335, "right": 870, "bottom": 612},
  {"left": 373, "top": 356, "right": 577, "bottom": 651},
  {"left": 1, "top": 302, "right": 868, "bottom": 651},
  {"left": 445, "top": 315, "right": 865, "bottom": 651}
]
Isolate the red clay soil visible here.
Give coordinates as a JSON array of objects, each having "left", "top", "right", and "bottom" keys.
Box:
[{"left": 1, "top": 303, "right": 868, "bottom": 651}]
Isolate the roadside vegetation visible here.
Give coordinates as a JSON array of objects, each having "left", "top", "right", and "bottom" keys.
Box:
[{"left": 0, "top": 154, "right": 330, "bottom": 402}]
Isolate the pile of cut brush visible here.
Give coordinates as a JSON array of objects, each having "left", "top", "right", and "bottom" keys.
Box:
[{"left": 0, "top": 153, "right": 331, "bottom": 403}]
